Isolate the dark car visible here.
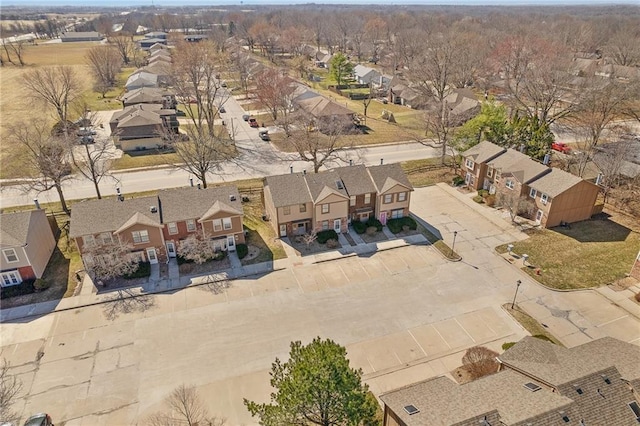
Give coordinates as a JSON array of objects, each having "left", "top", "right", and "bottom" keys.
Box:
[
  {"left": 258, "top": 129, "right": 270, "bottom": 141},
  {"left": 248, "top": 118, "right": 259, "bottom": 128},
  {"left": 24, "top": 413, "right": 53, "bottom": 426},
  {"left": 242, "top": 114, "right": 250, "bottom": 121}
]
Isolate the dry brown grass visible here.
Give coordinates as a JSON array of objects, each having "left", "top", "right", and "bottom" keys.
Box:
[{"left": 0, "top": 41, "right": 112, "bottom": 178}]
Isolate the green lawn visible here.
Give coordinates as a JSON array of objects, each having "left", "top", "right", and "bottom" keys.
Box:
[
  {"left": 496, "top": 217, "right": 640, "bottom": 289},
  {"left": 503, "top": 304, "right": 563, "bottom": 346},
  {"left": 112, "top": 151, "right": 181, "bottom": 170}
]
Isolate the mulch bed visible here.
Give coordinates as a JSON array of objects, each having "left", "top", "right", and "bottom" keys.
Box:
[
  {"left": 360, "top": 231, "right": 388, "bottom": 244},
  {"left": 179, "top": 256, "right": 231, "bottom": 276}
]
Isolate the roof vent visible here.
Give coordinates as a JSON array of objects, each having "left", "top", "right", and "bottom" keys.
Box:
[
  {"left": 403, "top": 405, "right": 419, "bottom": 415},
  {"left": 229, "top": 194, "right": 237, "bottom": 202},
  {"left": 523, "top": 382, "right": 541, "bottom": 392},
  {"left": 573, "top": 385, "right": 583, "bottom": 395},
  {"left": 150, "top": 206, "right": 158, "bottom": 213},
  {"left": 601, "top": 375, "right": 611, "bottom": 385},
  {"left": 336, "top": 180, "right": 344, "bottom": 190}
]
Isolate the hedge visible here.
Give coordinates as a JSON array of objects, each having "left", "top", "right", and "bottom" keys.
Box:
[
  {"left": 352, "top": 220, "right": 367, "bottom": 234},
  {"left": 317, "top": 229, "right": 339, "bottom": 244},
  {"left": 124, "top": 262, "right": 151, "bottom": 279},
  {"left": 387, "top": 217, "right": 418, "bottom": 234},
  {"left": 366, "top": 217, "right": 383, "bottom": 232},
  {"left": 0, "top": 279, "right": 35, "bottom": 299},
  {"left": 236, "top": 244, "right": 248, "bottom": 259}
]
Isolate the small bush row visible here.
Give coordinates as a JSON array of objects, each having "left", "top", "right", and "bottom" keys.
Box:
[
  {"left": 387, "top": 217, "right": 417, "bottom": 234},
  {"left": 236, "top": 244, "right": 248, "bottom": 259},
  {"left": 0, "top": 279, "right": 36, "bottom": 299},
  {"left": 317, "top": 229, "right": 339, "bottom": 244}
]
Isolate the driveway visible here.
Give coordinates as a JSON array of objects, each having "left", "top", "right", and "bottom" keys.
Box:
[{"left": 2, "top": 185, "right": 638, "bottom": 425}]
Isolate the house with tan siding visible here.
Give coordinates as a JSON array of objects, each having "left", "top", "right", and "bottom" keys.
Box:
[
  {"left": 461, "top": 140, "right": 506, "bottom": 190},
  {"left": 70, "top": 186, "right": 244, "bottom": 274},
  {"left": 367, "top": 163, "right": 414, "bottom": 225},
  {"left": 0, "top": 209, "right": 56, "bottom": 287}
]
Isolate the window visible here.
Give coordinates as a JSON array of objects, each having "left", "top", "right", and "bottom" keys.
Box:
[
  {"left": 384, "top": 194, "right": 392, "bottom": 204},
  {"left": 530, "top": 188, "right": 537, "bottom": 198},
  {"left": 391, "top": 209, "right": 404, "bottom": 219},
  {"left": 364, "top": 193, "right": 371, "bottom": 204},
  {"left": 186, "top": 219, "right": 196, "bottom": 232},
  {"left": 213, "top": 219, "right": 222, "bottom": 231},
  {"left": 321, "top": 204, "right": 329, "bottom": 214},
  {"left": 541, "top": 193, "right": 548, "bottom": 205},
  {"left": 82, "top": 235, "right": 95, "bottom": 248},
  {"left": 283, "top": 206, "right": 291, "bottom": 215},
  {"left": 2, "top": 248, "right": 18, "bottom": 263},
  {"left": 131, "top": 230, "right": 149, "bottom": 244},
  {"left": 322, "top": 221, "right": 329, "bottom": 230},
  {"left": 397, "top": 192, "right": 406, "bottom": 202},
  {"left": 168, "top": 222, "right": 178, "bottom": 235},
  {"left": 465, "top": 158, "right": 474, "bottom": 170},
  {"left": 350, "top": 196, "right": 356, "bottom": 206},
  {"left": 487, "top": 168, "right": 493, "bottom": 178},
  {"left": 299, "top": 204, "right": 306, "bottom": 213},
  {"left": 223, "top": 218, "right": 232, "bottom": 230},
  {"left": 0, "top": 271, "right": 21, "bottom": 287},
  {"left": 98, "top": 233, "right": 113, "bottom": 245},
  {"left": 505, "top": 179, "right": 514, "bottom": 190}
]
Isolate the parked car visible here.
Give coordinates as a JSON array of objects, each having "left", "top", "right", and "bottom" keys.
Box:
[
  {"left": 79, "top": 135, "right": 94, "bottom": 144},
  {"left": 551, "top": 142, "right": 571, "bottom": 153},
  {"left": 258, "top": 128, "right": 270, "bottom": 141},
  {"left": 249, "top": 118, "right": 259, "bottom": 128},
  {"left": 242, "top": 114, "right": 250, "bottom": 121},
  {"left": 24, "top": 413, "right": 53, "bottom": 426},
  {"left": 77, "top": 127, "right": 96, "bottom": 137}
]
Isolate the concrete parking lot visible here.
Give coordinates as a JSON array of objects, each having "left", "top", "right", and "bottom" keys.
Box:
[{"left": 1, "top": 185, "right": 638, "bottom": 425}]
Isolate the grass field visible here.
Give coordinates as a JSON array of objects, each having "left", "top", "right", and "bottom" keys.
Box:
[{"left": 496, "top": 214, "right": 640, "bottom": 289}]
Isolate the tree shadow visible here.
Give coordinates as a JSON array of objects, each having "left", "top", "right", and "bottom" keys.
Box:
[
  {"left": 196, "top": 275, "right": 232, "bottom": 295},
  {"left": 550, "top": 213, "right": 632, "bottom": 243},
  {"left": 102, "top": 288, "right": 156, "bottom": 321}
]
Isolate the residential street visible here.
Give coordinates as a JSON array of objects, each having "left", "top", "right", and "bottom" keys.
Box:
[{"left": 1, "top": 185, "right": 638, "bottom": 425}]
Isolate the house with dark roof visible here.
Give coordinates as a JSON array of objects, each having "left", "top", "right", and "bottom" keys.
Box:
[
  {"left": 0, "top": 209, "right": 56, "bottom": 287},
  {"left": 69, "top": 186, "right": 245, "bottom": 272},
  {"left": 461, "top": 141, "right": 600, "bottom": 228},
  {"left": 125, "top": 71, "right": 159, "bottom": 91},
  {"left": 380, "top": 336, "right": 640, "bottom": 426},
  {"left": 109, "top": 104, "right": 179, "bottom": 152},
  {"left": 120, "top": 87, "right": 176, "bottom": 109},
  {"left": 293, "top": 96, "right": 356, "bottom": 133},
  {"left": 262, "top": 164, "right": 413, "bottom": 237}
]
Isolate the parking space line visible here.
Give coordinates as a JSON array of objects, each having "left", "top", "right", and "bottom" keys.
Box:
[
  {"left": 408, "top": 330, "right": 428, "bottom": 358},
  {"left": 455, "top": 318, "right": 476, "bottom": 343},
  {"left": 433, "top": 325, "right": 452, "bottom": 349}
]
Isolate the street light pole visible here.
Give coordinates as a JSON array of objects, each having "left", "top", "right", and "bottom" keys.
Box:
[
  {"left": 451, "top": 231, "right": 458, "bottom": 257},
  {"left": 511, "top": 279, "right": 522, "bottom": 309}
]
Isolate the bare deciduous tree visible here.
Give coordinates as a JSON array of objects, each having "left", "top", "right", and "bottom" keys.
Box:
[
  {"left": 462, "top": 346, "right": 499, "bottom": 380},
  {"left": 176, "top": 230, "right": 216, "bottom": 264},
  {"left": 496, "top": 190, "right": 536, "bottom": 224},
  {"left": 5, "top": 40, "right": 27, "bottom": 66},
  {"left": 108, "top": 32, "right": 137, "bottom": 66},
  {"left": 253, "top": 68, "right": 295, "bottom": 121},
  {"left": 171, "top": 127, "right": 235, "bottom": 189},
  {"left": 147, "top": 384, "right": 225, "bottom": 426},
  {"left": 22, "top": 65, "right": 82, "bottom": 125},
  {"left": 289, "top": 114, "right": 355, "bottom": 173},
  {"left": 593, "top": 139, "right": 635, "bottom": 204},
  {"left": 302, "top": 230, "right": 317, "bottom": 251},
  {"left": 83, "top": 240, "right": 141, "bottom": 283},
  {"left": 0, "top": 359, "right": 23, "bottom": 425},
  {"left": 10, "top": 120, "right": 73, "bottom": 214},
  {"left": 86, "top": 46, "right": 122, "bottom": 98}
]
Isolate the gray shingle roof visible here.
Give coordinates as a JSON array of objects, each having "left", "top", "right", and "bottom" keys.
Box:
[
  {"left": 463, "top": 141, "right": 506, "bottom": 164},
  {"left": 488, "top": 148, "right": 549, "bottom": 184},
  {"left": 303, "top": 170, "right": 349, "bottom": 201},
  {"left": 295, "top": 96, "right": 354, "bottom": 118},
  {"left": 158, "top": 186, "right": 242, "bottom": 223},
  {"left": 500, "top": 336, "right": 640, "bottom": 386},
  {"left": 367, "top": 163, "right": 413, "bottom": 193},
  {"left": 121, "top": 87, "right": 170, "bottom": 105},
  {"left": 264, "top": 173, "right": 312, "bottom": 207},
  {"left": 380, "top": 369, "right": 573, "bottom": 426},
  {"left": 0, "top": 210, "right": 40, "bottom": 247},
  {"left": 333, "top": 165, "right": 377, "bottom": 196},
  {"left": 528, "top": 168, "right": 587, "bottom": 198}
]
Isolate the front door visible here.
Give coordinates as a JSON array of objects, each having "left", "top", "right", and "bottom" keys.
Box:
[
  {"left": 535, "top": 209, "right": 543, "bottom": 225},
  {"left": 333, "top": 219, "right": 341, "bottom": 233},
  {"left": 227, "top": 235, "right": 236, "bottom": 252},
  {"left": 380, "top": 211, "right": 387, "bottom": 225},
  {"left": 146, "top": 248, "right": 158, "bottom": 264},
  {"left": 279, "top": 224, "right": 287, "bottom": 237},
  {"left": 166, "top": 241, "right": 176, "bottom": 258},
  {"left": 296, "top": 223, "right": 306, "bottom": 235}
]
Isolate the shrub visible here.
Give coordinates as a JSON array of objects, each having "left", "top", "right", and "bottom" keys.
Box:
[
  {"left": 33, "top": 278, "right": 50, "bottom": 291},
  {"left": 502, "top": 342, "right": 516, "bottom": 351},
  {"left": 452, "top": 175, "right": 465, "bottom": 186},
  {"left": 485, "top": 194, "right": 496, "bottom": 207},
  {"left": 236, "top": 244, "right": 248, "bottom": 259},
  {"left": 177, "top": 255, "right": 194, "bottom": 265},
  {"left": 0, "top": 279, "right": 35, "bottom": 299},
  {"left": 326, "top": 238, "right": 339, "bottom": 249},
  {"left": 123, "top": 262, "right": 151, "bottom": 279},
  {"left": 478, "top": 189, "right": 489, "bottom": 198},
  {"left": 352, "top": 220, "right": 367, "bottom": 234},
  {"left": 462, "top": 346, "right": 500, "bottom": 380},
  {"left": 473, "top": 195, "right": 484, "bottom": 203},
  {"left": 366, "top": 217, "right": 383, "bottom": 231},
  {"left": 317, "top": 229, "right": 339, "bottom": 244},
  {"left": 387, "top": 217, "right": 418, "bottom": 234}
]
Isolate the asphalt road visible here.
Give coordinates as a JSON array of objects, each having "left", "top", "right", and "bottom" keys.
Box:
[{"left": 0, "top": 88, "right": 442, "bottom": 209}]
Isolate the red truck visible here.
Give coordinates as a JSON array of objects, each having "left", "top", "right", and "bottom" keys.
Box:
[{"left": 551, "top": 142, "right": 571, "bottom": 153}]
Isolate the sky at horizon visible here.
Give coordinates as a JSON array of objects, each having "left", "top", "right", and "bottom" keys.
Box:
[{"left": 3, "top": 0, "right": 640, "bottom": 7}]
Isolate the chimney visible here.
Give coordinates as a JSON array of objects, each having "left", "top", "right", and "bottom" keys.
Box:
[
  {"left": 33, "top": 199, "right": 40, "bottom": 209},
  {"left": 349, "top": 159, "right": 353, "bottom": 166},
  {"left": 380, "top": 158, "right": 384, "bottom": 165},
  {"left": 229, "top": 194, "right": 237, "bottom": 202},
  {"left": 290, "top": 165, "right": 293, "bottom": 174}
]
